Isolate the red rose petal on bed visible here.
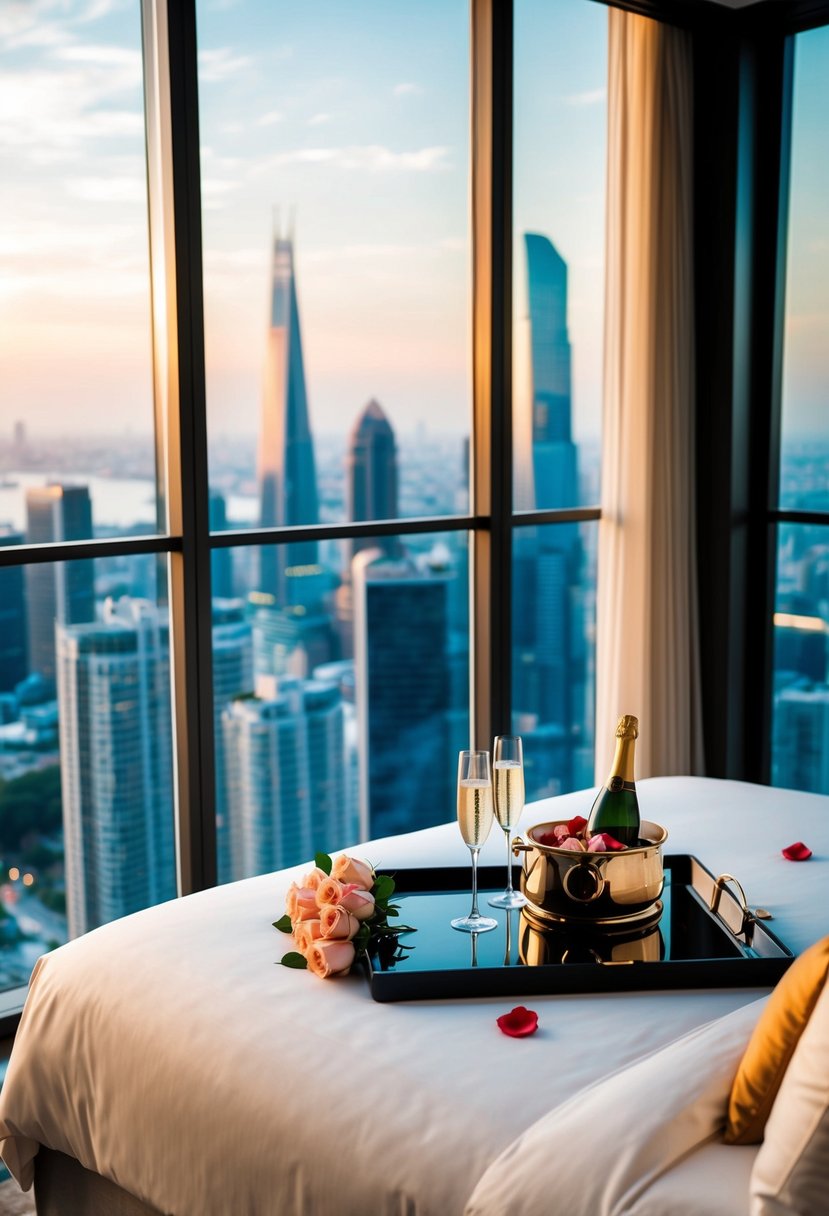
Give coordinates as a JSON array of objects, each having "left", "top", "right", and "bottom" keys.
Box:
[
  {"left": 782, "top": 841, "right": 812, "bottom": 861},
  {"left": 496, "top": 1006, "right": 539, "bottom": 1038},
  {"left": 567, "top": 815, "right": 588, "bottom": 837}
]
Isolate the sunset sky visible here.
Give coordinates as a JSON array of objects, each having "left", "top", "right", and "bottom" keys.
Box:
[{"left": 0, "top": 0, "right": 825, "bottom": 448}]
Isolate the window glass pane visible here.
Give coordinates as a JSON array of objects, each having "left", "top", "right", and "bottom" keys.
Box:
[
  {"left": 196, "top": 0, "right": 470, "bottom": 552},
  {"left": 0, "top": 554, "right": 174, "bottom": 994},
  {"left": 512, "top": 520, "right": 597, "bottom": 800},
  {"left": 512, "top": 0, "right": 606, "bottom": 511},
  {"left": 779, "top": 26, "right": 829, "bottom": 510},
  {"left": 211, "top": 532, "right": 469, "bottom": 881},
  {"left": 0, "top": 3, "right": 159, "bottom": 537},
  {"left": 771, "top": 522, "right": 829, "bottom": 793}
]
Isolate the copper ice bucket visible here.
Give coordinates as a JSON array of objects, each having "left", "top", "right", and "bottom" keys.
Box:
[
  {"left": 518, "top": 911, "right": 664, "bottom": 966},
  {"left": 513, "top": 819, "right": 668, "bottom": 928}
]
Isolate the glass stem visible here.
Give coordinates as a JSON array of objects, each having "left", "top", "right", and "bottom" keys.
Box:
[
  {"left": 470, "top": 847, "right": 481, "bottom": 919},
  {"left": 504, "top": 827, "right": 514, "bottom": 895}
]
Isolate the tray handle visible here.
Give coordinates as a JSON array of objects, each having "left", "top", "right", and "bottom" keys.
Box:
[{"left": 710, "top": 873, "right": 774, "bottom": 940}]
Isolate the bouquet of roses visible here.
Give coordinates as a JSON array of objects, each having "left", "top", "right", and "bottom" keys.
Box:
[{"left": 274, "top": 851, "right": 414, "bottom": 979}]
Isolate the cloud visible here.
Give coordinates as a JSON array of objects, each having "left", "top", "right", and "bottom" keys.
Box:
[
  {"left": 565, "top": 87, "right": 606, "bottom": 108},
  {"left": 203, "top": 248, "right": 266, "bottom": 273},
  {"left": 252, "top": 144, "right": 451, "bottom": 174},
  {"left": 303, "top": 239, "right": 463, "bottom": 265},
  {"left": 258, "top": 110, "right": 284, "bottom": 127},
  {"left": 66, "top": 175, "right": 146, "bottom": 203},
  {"left": 198, "top": 47, "right": 252, "bottom": 82},
  {"left": 307, "top": 112, "right": 330, "bottom": 127},
  {"left": 201, "top": 177, "right": 240, "bottom": 210},
  {"left": 394, "top": 82, "right": 421, "bottom": 97},
  {"left": 55, "top": 42, "right": 143, "bottom": 74},
  {"left": 0, "top": 65, "right": 144, "bottom": 155},
  {"left": 76, "top": 0, "right": 123, "bottom": 24}
]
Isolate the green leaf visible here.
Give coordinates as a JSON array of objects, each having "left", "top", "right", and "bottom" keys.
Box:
[
  {"left": 373, "top": 874, "right": 395, "bottom": 901},
  {"left": 385, "top": 907, "right": 400, "bottom": 917},
  {"left": 273, "top": 914, "right": 293, "bottom": 933},
  {"left": 315, "top": 852, "right": 333, "bottom": 876},
  {"left": 280, "top": 952, "right": 308, "bottom": 969}
]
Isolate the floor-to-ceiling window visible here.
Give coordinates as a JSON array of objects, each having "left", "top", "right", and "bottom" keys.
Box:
[
  {"left": 195, "top": 0, "right": 472, "bottom": 880},
  {"left": 771, "top": 23, "right": 829, "bottom": 794},
  {"left": 0, "top": 0, "right": 176, "bottom": 1006},
  {"left": 511, "top": 0, "right": 605, "bottom": 799}
]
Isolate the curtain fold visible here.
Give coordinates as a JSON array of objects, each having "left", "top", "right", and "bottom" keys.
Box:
[{"left": 595, "top": 9, "right": 704, "bottom": 780}]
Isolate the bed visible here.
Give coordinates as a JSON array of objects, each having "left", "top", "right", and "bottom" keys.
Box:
[{"left": 0, "top": 776, "right": 826, "bottom": 1216}]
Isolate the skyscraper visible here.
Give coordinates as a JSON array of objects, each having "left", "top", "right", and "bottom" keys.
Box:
[
  {"left": 209, "top": 489, "right": 235, "bottom": 600},
  {"left": 221, "top": 674, "right": 349, "bottom": 878},
  {"left": 513, "top": 234, "right": 587, "bottom": 796},
  {"left": 57, "top": 598, "right": 176, "bottom": 938},
  {"left": 773, "top": 681, "right": 829, "bottom": 794},
  {"left": 520, "top": 233, "right": 578, "bottom": 510},
  {"left": 347, "top": 399, "right": 399, "bottom": 556},
  {"left": 0, "top": 525, "right": 28, "bottom": 692},
  {"left": 337, "top": 399, "right": 400, "bottom": 655},
  {"left": 25, "top": 484, "right": 95, "bottom": 681},
  {"left": 257, "top": 232, "right": 319, "bottom": 604},
  {"left": 211, "top": 599, "right": 254, "bottom": 884},
  {"left": 353, "top": 550, "right": 455, "bottom": 839}
]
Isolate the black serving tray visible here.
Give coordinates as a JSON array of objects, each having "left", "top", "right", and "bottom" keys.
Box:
[{"left": 363, "top": 855, "right": 794, "bottom": 1002}]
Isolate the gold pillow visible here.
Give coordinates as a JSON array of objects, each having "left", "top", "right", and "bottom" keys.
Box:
[{"left": 725, "top": 934, "right": 829, "bottom": 1145}]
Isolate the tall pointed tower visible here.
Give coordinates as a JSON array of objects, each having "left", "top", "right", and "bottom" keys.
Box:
[
  {"left": 347, "top": 398, "right": 399, "bottom": 559},
  {"left": 523, "top": 232, "right": 577, "bottom": 510},
  {"left": 258, "top": 231, "right": 319, "bottom": 603},
  {"left": 513, "top": 233, "right": 588, "bottom": 796}
]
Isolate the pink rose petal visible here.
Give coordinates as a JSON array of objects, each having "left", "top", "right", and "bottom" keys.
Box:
[
  {"left": 587, "top": 833, "right": 608, "bottom": 852},
  {"left": 558, "top": 836, "right": 586, "bottom": 851},
  {"left": 782, "top": 841, "right": 812, "bottom": 861},
  {"left": 599, "top": 833, "right": 626, "bottom": 851},
  {"left": 496, "top": 1006, "right": 539, "bottom": 1037}
]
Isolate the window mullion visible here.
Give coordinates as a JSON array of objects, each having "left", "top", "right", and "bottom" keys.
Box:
[
  {"left": 143, "top": 0, "right": 216, "bottom": 894},
  {"left": 471, "top": 0, "right": 513, "bottom": 751}
]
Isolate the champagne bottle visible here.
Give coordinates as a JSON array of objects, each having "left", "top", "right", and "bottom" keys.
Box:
[{"left": 587, "top": 715, "right": 641, "bottom": 847}]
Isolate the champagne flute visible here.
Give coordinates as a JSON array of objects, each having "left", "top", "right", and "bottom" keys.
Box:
[
  {"left": 451, "top": 750, "right": 497, "bottom": 933},
  {"left": 488, "top": 735, "right": 527, "bottom": 910}
]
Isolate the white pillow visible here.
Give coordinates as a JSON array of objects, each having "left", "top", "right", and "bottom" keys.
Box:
[
  {"left": 464, "top": 999, "right": 765, "bottom": 1216},
  {"left": 751, "top": 979, "right": 829, "bottom": 1215}
]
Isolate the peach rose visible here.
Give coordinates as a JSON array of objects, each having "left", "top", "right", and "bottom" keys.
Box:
[
  {"left": 558, "top": 836, "right": 586, "bottom": 852},
  {"left": 306, "top": 939, "right": 356, "bottom": 979},
  {"left": 286, "top": 884, "right": 319, "bottom": 922},
  {"left": 331, "top": 854, "right": 374, "bottom": 890},
  {"left": 315, "top": 876, "right": 344, "bottom": 908},
  {"left": 552, "top": 824, "right": 571, "bottom": 843},
  {"left": 319, "top": 904, "right": 360, "bottom": 940},
  {"left": 302, "top": 866, "right": 328, "bottom": 891},
  {"left": 293, "top": 919, "right": 324, "bottom": 954},
  {"left": 339, "top": 887, "right": 375, "bottom": 920}
]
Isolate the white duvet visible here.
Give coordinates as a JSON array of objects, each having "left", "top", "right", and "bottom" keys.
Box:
[{"left": 0, "top": 777, "right": 826, "bottom": 1216}]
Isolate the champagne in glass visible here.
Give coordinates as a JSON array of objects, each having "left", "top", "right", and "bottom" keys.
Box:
[
  {"left": 451, "top": 750, "right": 497, "bottom": 933},
  {"left": 488, "top": 735, "right": 527, "bottom": 910}
]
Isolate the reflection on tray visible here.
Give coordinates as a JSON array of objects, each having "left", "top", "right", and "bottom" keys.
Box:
[{"left": 364, "top": 857, "right": 793, "bottom": 1002}]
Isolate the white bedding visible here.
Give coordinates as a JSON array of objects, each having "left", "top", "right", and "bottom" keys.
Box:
[{"left": 0, "top": 777, "right": 827, "bottom": 1216}]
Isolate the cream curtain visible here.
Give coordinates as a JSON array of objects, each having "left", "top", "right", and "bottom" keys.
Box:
[{"left": 595, "top": 9, "right": 704, "bottom": 780}]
